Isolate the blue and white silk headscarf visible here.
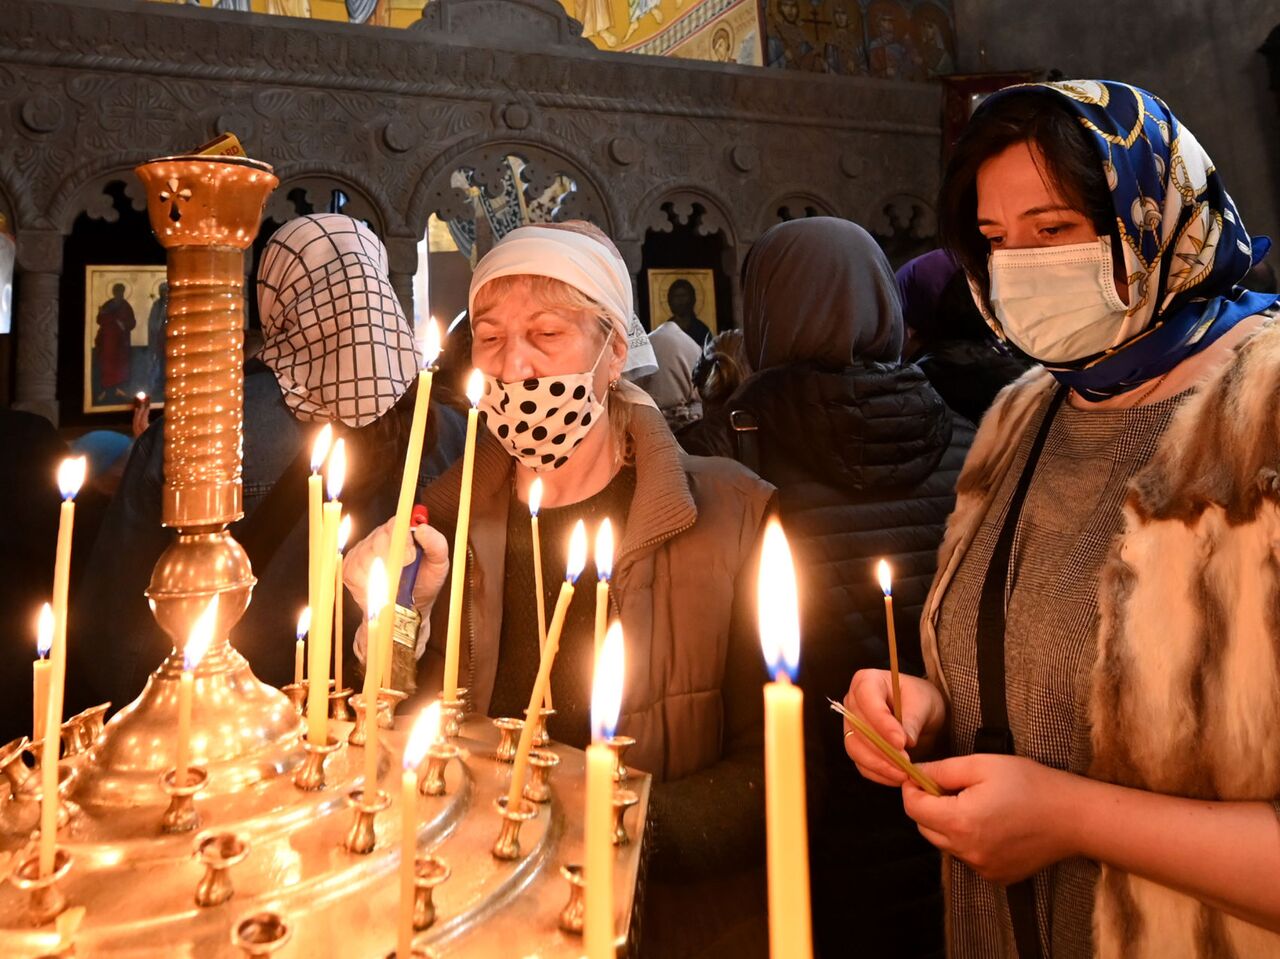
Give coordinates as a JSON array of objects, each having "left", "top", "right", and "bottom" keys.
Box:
[{"left": 975, "top": 79, "right": 1278, "bottom": 400}]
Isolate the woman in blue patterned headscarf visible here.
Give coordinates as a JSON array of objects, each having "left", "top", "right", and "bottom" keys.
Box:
[{"left": 841, "top": 81, "right": 1280, "bottom": 959}]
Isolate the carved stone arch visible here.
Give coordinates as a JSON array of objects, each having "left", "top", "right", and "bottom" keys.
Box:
[
  {"left": 405, "top": 135, "right": 615, "bottom": 243},
  {"left": 48, "top": 159, "right": 151, "bottom": 234},
  {"left": 866, "top": 192, "right": 938, "bottom": 266},
  {"left": 635, "top": 184, "right": 739, "bottom": 250},
  {"left": 756, "top": 190, "right": 837, "bottom": 235},
  {"left": 262, "top": 169, "right": 389, "bottom": 238}
]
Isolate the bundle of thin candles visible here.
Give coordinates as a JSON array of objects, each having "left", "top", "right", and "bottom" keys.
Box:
[{"left": 828, "top": 698, "right": 943, "bottom": 797}]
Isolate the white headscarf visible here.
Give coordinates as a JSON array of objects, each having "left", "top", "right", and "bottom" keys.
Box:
[
  {"left": 257, "top": 214, "right": 418, "bottom": 428},
  {"left": 468, "top": 224, "right": 658, "bottom": 378}
]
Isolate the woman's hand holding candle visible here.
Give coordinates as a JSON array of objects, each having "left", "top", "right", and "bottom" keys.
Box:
[{"left": 841, "top": 670, "right": 946, "bottom": 787}]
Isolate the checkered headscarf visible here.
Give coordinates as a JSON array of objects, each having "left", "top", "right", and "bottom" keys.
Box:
[{"left": 257, "top": 214, "right": 418, "bottom": 427}]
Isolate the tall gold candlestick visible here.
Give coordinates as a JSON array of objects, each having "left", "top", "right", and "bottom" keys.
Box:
[
  {"left": 505, "top": 521, "right": 587, "bottom": 811},
  {"left": 876, "top": 560, "right": 902, "bottom": 726},
  {"left": 176, "top": 598, "right": 219, "bottom": 787},
  {"left": 594, "top": 519, "right": 613, "bottom": 656},
  {"left": 362, "top": 558, "right": 390, "bottom": 794},
  {"left": 40, "top": 456, "right": 85, "bottom": 876},
  {"left": 33, "top": 604, "right": 53, "bottom": 745},
  {"left": 759, "top": 520, "right": 813, "bottom": 959},
  {"left": 309, "top": 424, "right": 333, "bottom": 657},
  {"left": 398, "top": 704, "right": 439, "bottom": 958},
  {"left": 529, "top": 478, "right": 551, "bottom": 711},
  {"left": 335, "top": 515, "right": 352, "bottom": 695},
  {"left": 586, "top": 620, "right": 625, "bottom": 958},
  {"left": 443, "top": 370, "right": 484, "bottom": 702},
  {"left": 308, "top": 441, "right": 344, "bottom": 746}
]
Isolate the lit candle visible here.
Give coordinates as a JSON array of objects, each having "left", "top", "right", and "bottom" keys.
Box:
[
  {"left": 506, "top": 520, "right": 587, "bottom": 810},
  {"left": 33, "top": 604, "right": 53, "bottom": 744},
  {"left": 876, "top": 560, "right": 902, "bottom": 726},
  {"left": 309, "top": 424, "right": 333, "bottom": 674},
  {"left": 335, "top": 515, "right": 352, "bottom": 695},
  {"left": 40, "top": 456, "right": 85, "bottom": 876},
  {"left": 585, "top": 620, "right": 625, "bottom": 959},
  {"left": 759, "top": 519, "right": 813, "bottom": 959},
  {"left": 398, "top": 702, "right": 440, "bottom": 958},
  {"left": 294, "top": 607, "right": 310, "bottom": 686},
  {"left": 594, "top": 519, "right": 613, "bottom": 656},
  {"left": 529, "top": 478, "right": 551, "bottom": 710},
  {"left": 307, "top": 440, "right": 344, "bottom": 746},
  {"left": 380, "top": 321, "right": 441, "bottom": 684},
  {"left": 176, "top": 596, "right": 218, "bottom": 788},
  {"left": 362, "top": 557, "right": 389, "bottom": 794},
  {"left": 443, "top": 370, "right": 484, "bottom": 702}
]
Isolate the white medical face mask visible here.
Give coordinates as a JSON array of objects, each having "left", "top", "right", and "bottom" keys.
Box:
[
  {"left": 987, "top": 237, "right": 1136, "bottom": 364},
  {"left": 479, "top": 331, "right": 612, "bottom": 472}
]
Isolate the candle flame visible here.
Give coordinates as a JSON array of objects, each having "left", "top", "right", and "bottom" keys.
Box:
[
  {"left": 296, "top": 607, "right": 311, "bottom": 640},
  {"left": 877, "top": 559, "right": 892, "bottom": 597},
  {"left": 36, "top": 603, "right": 53, "bottom": 659},
  {"left": 566, "top": 519, "right": 588, "bottom": 583},
  {"left": 57, "top": 456, "right": 87, "bottom": 500},
  {"left": 135, "top": 391, "right": 148, "bottom": 403},
  {"left": 757, "top": 518, "right": 800, "bottom": 682},
  {"left": 338, "top": 514, "right": 353, "bottom": 552},
  {"left": 421, "top": 318, "right": 442, "bottom": 368},
  {"left": 184, "top": 595, "right": 219, "bottom": 672},
  {"left": 310, "top": 423, "right": 333, "bottom": 473},
  {"left": 592, "top": 620, "right": 626, "bottom": 741},
  {"left": 529, "top": 477, "right": 543, "bottom": 517},
  {"left": 595, "top": 518, "right": 614, "bottom": 582},
  {"left": 366, "top": 557, "right": 388, "bottom": 625},
  {"left": 404, "top": 701, "right": 442, "bottom": 769},
  {"left": 327, "top": 438, "right": 346, "bottom": 500},
  {"left": 465, "top": 368, "right": 484, "bottom": 407}
]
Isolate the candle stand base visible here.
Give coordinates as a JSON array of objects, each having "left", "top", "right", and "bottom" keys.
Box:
[
  {"left": 492, "top": 718, "right": 522, "bottom": 763},
  {"left": 490, "top": 796, "right": 538, "bottom": 861},
  {"left": 160, "top": 766, "right": 208, "bottom": 834},
  {"left": 523, "top": 750, "right": 560, "bottom": 805},
  {"left": 9, "top": 848, "right": 73, "bottom": 926},
  {"left": 420, "top": 742, "right": 458, "bottom": 797},
  {"left": 412, "top": 855, "right": 451, "bottom": 930},
  {"left": 523, "top": 707, "right": 556, "bottom": 748},
  {"left": 329, "top": 688, "right": 353, "bottom": 722},
  {"left": 194, "top": 831, "right": 250, "bottom": 907},
  {"left": 604, "top": 735, "right": 636, "bottom": 783},
  {"left": 280, "top": 684, "right": 307, "bottom": 718},
  {"left": 612, "top": 789, "right": 639, "bottom": 846},
  {"left": 558, "top": 864, "right": 584, "bottom": 935},
  {"left": 231, "top": 909, "right": 292, "bottom": 957},
  {"left": 293, "top": 734, "right": 342, "bottom": 791},
  {"left": 343, "top": 787, "right": 391, "bottom": 855}
]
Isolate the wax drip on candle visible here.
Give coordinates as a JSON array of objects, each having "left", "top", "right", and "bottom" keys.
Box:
[
  {"left": 566, "top": 519, "right": 588, "bottom": 584},
  {"left": 758, "top": 519, "right": 800, "bottom": 682},
  {"left": 311, "top": 423, "right": 333, "bottom": 474},
  {"left": 421, "top": 318, "right": 442, "bottom": 369},
  {"left": 37, "top": 603, "right": 53, "bottom": 660},
  {"left": 57, "top": 456, "right": 87, "bottom": 501},
  {"left": 593, "top": 621, "right": 625, "bottom": 741},
  {"left": 877, "top": 559, "right": 892, "bottom": 597},
  {"left": 595, "top": 519, "right": 613, "bottom": 583},
  {"left": 529, "top": 477, "right": 542, "bottom": 517}
]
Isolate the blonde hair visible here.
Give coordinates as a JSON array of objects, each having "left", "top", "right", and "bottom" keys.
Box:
[{"left": 471, "top": 272, "right": 634, "bottom": 465}]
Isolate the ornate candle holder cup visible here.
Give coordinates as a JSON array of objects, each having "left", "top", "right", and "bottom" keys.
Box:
[
  {"left": 375, "top": 688, "right": 408, "bottom": 729},
  {"left": 194, "top": 831, "right": 250, "bottom": 907},
  {"left": 523, "top": 707, "right": 556, "bottom": 748},
  {"left": 280, "top": 683, "right": 308, "bottom": 718},
  {"left": 329, "top": 687, "right": 353, "bottom": 722},
  {"left": 412, "top": 855, "right": 451, "bottom": 930},
  {"left": 231, "top": 910, "right": 292, "bottom": 957},
  {"left": 523, "top": 749, "right": 560, "bottom": 805},
  {"left": 292, "top": 734, "right": 342, "bottom": 792},
  {"left": 490, "top": 796, "right": 538, "bottom": 861},
  {"left": 558, "top": 863, "right": 585, "bottom": 935},
  {"left": 343, "top": 787, "right": 390, "bottom": 855},
  {"left": 64, "top": 703, "right": 111, "bottom": 756},
  {"left": 160, "top": 766, "right": 209, "bottom": 834},
  {"left": 9, "top": 847, "right": 73, "bottom": 926},
  {"left": 420, "top": 741, "right": 459, "bottom": 798},
  {"left": 1, "top": 736, "right": 34, "bottom": 799},
  {"left": 441, "top": 687, "right": 468, "bottom": 739},
  {"left": 612, "top": 788, "right": 640, "bottom": 846},
  {"left": 604, "top": 734, "right": 636, "bottom": 783},
  {"left": 491, "top": 718, "right": 523, "bottom": 763},
  {"left": 347, "top": 693, "right": 373, "bottom": 747}
]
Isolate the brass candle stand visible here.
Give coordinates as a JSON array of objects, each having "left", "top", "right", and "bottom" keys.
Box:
[
  {"left": 558, "top": 864, "right": 585, "bottom": 935},
  {"left": 441, "top": 688, "right": 468, "bottom": 740},
  {"left": 346, "top": 693, "right": 374, "bottom": 747},
  {"left": 194, "top": 832, "right": 251, "bottom": 908},
  {"left": 490, "top": 796, "right": 539, "bottom": 861},
  {"left": 230, "top": 910, "right": 291, "bottom": 957},
  {"left": 375, "top": 689, "right": 408, "bottom": 729},
  {"left": 292, "top": 734, "right": 343, "bottom": 792},
  {"left": 279, "top": 684, "right": 307, "bottom": 717},
  {"left": 419, "top": 741, "right": 459, "bottom": 798},
  {"left": 343, "top": 787, "right": 391, "bottom": 855},
  {"left": 329, "top": 688, "right": 354, "bottom": 722},
  {"left": 492, "top": 718, "right": 523, "bottom": 763},
  {"left": 604, "top": 734, "right": 637, "bottom": 782},
  {"left": 9, "top": 848, "right": 73, "bottom": 927},
  {"left": 412, "top": 855, "right": 451, "bottom": 930},
  {"left": 160, "top": 766, "right": 209, "bottom": 834},
  {"left": 612, "top": 789, "right": 640, "bottom": 846},
  {"left": 524, "top": 707, "right": 556, "bottom": 749},
  {"left": 523, "top": 749, "right": 560, "bottom": 804}
]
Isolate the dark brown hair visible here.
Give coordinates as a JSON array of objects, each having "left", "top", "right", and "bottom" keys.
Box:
[{"left": 937, "top": 91, "right": 1115, "bottom": 309}]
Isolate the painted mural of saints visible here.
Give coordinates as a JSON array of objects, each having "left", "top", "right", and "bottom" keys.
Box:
[
  {"left": 766, "top": 0, "right": 818, "bottom": 70},
  {"left": 865, "top": 1, "right": 922, "bottom": 81},
  {"left": 825, "top": 3, "right": 867, "bottom": 75},
  {"left": 577, "top": 0, "right": 619, "bottom": 47},
  {"left": 911, "top": 1, "right": 955, "bottom": 76},
  {"left": 623, "top": 0, "right": 665, "bottom": 43},
  {"left": 266, "top": 0, "right": 312, "bottom": 16}
]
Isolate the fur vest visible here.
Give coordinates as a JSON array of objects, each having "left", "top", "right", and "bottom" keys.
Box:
[{"left": 920, "top": 313, "right": 1280, "bottom": 958}]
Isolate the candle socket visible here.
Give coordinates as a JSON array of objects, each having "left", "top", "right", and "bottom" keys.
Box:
[
  {"left": 604, "top": 735, "right": 636, "bottom": 783},
  {"left": 522, "top": 749, "right": 560, "bottom": 805},
  {"left": 328, "top": 687, "right": 354, "bottom": 722},
  {"left": 9, "top": 847, "right": 73, "bottom": 926},
  {"left": 231, "top": 910, "right": 292, "bottom": 957},
  {"left": 343, "top": 787, "right": 391, "bottom": 855},
  {"left": 293, "top": 734, "right": 343, "bottom": 792},
  {"left": 558, "top": 864, "right": 585, "bottom": 935},
  {"left": 490, "top": 796, "right": 538, "bottom": 861},
  {"left": 441, "top": 687, "right": 468, "bottom": 740},
  {"left": 347, "top": 693, "right": 373, "bottom": 746},
  {"left": 280, "top": 683, "right": 308, "bottom": 718},
  {"left": 492, "top": 718, "right": 523, "bottom": 763},
  {"left": 23, "top": 760, "right": 76, "bottom": 831},
  {"left": 63, "top": 703, "right": 111, "bottom": 756},
  {"left": 0, "top": 736, "right": 34, "bottom": 799},
  {"left": 375, "top": 688, "right": 409, "bottom": 729},
  {"left": 160, "top": 766, "right": 209, "bottom": 834},
  {"left": 522, "top": 706, "right": 556, "bottom": 748},
  {"left": 194, "top": 831, "right": 250, "bottom": 907},
  {"left": 412, "top": 854, "right": 451, "bottom": 930},
  {"left": 611, "top": 788, "right": 640, "bottom": 846},
  {"left": 419, "top": 742, "right": 459, "bottom": 797}
]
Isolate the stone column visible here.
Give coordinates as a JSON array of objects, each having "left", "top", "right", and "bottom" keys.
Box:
[
  {"left": 12, "top": 228, "right": 63, "bottom": 425},
  {"left": 383, "top": 234, "right": 420, "bottom": 323}
]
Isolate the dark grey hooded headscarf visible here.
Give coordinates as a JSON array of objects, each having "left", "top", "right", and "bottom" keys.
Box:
[{"left": 742, "top": 217, "right": 904, "bottom": 372}]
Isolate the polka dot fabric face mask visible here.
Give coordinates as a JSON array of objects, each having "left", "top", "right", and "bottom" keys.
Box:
[{"left": 478, "top": 341, "right": 611, "bottom": 472}]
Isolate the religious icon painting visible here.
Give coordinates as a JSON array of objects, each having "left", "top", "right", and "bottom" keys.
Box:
[
  {"left": 646, "top": 268, "right": 718, "bottom": 346},
  {"left": 83, "top": 265, "right": 170, "bottom": 414}
]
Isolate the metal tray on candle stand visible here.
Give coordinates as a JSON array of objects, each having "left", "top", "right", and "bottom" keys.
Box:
[{"left": 0, "top": 711, "right": 649, "bottom": 957}]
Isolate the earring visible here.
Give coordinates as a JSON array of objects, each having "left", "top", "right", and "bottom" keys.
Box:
[{"left": 609, "top": 379, "right": 620, "bottom": 392}]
